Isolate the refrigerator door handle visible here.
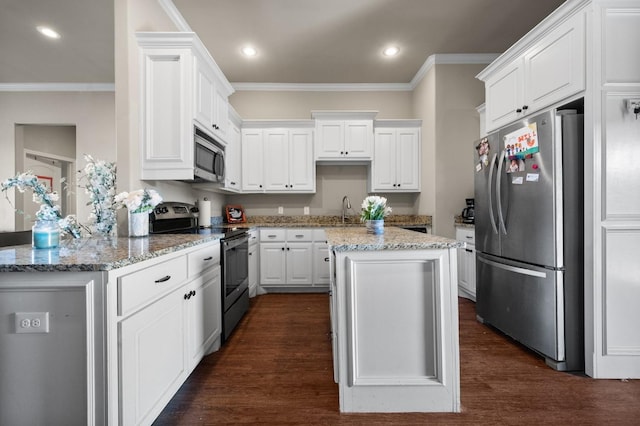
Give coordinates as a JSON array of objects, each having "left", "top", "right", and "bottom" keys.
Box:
[
  {"left": 487, "top": 152, "right": 499, "bottom": 234},
  {"left": 496, "top": 149, "right": 508, "bottom": 235},
  {"left": 478, "top": 256, "right": 547, "bottom": 278}
]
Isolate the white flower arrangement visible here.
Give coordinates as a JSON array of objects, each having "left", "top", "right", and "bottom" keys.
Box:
[
  {"left": 1, "top": 171, "right": 82, "bottom": 238},
  {"left": 360, "top": 195, "right": 392, "bottom": 221},
  {"left": 115, "top": 188, "right": 162, "bottom": 214},
  {"left": 78, "top": 154, "right": 117, "bottom": 235}
]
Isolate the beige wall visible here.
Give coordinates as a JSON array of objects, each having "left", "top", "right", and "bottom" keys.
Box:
[
  {"left": 116, "top": 0, "right": 226, "bottom": 223},
  {"left": 230, "top": 90, "right": 412, "bottom": 119},
  {"left": 0, "top": 92, "right": 115, "bottom": 232},
  {"left": 433, "top": 64, "right": 486, "bottom": 238}
]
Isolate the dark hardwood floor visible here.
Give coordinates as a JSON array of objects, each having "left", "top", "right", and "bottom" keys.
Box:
[{"left": 154, "top": 294, "right": 640, "bottom": 425}]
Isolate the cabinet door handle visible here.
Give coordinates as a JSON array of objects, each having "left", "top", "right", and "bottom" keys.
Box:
[
  {"left": 281, "top": 247, "right": 285, "bottom": 251},
  {"left": 324, "top": 257, "right": 330, "bottom": 262},
  {"left": 287, "top": 247, "right": 290, "bottom": 251},
  {"left": 522, "top": 105, "right": 529, "bottom": 111},
  {"left": 345, "top": 151, "right": 349, "bottom": 155},
  {"left": 155, "top": 275, "right": 171, "bottom": 283},
  {"left": 203, "top": 256, "right": 213, "bottom": 261},
  {"left": 516, "top": 108, "right": 522, "bottom": 113}
]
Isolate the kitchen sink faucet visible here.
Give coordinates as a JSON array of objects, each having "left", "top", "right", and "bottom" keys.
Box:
[{"left": 341, "top": 196, "right": 351, "bottom": 224}]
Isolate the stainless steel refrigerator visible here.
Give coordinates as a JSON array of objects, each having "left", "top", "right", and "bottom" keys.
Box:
[{"left": 474, "top": 107, "right": 584, "bottom": 371}]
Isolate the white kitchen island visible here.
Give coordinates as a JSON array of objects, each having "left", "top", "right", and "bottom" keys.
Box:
[{"left": 326, "top": 226, "right": 463, "bottom": 413}]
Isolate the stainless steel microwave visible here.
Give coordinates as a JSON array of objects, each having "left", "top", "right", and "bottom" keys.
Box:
[{"left": 193, "top": 127, "right": 225, "bottom": 183}]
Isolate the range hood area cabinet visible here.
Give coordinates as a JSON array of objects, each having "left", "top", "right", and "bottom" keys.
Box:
[
  {"left": 312, "top": 111, "right": 378, "bottom": 161},
  {"left": 241, "top": 121, "right": 315, "bottom": 193},
  {"left": 369, "top": 120, "right": 422, "bottom": 193},
  {"left": 136, "top": 32, "right": 234, "bottom": 180}
]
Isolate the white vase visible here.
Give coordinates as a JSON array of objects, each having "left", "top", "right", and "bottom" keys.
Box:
[{"left": 128, "top": 212, "right": 149, "bottom": 237}]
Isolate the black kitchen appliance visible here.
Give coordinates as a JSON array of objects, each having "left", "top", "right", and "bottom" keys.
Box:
[
  {"left": 461, "top": 198, "right": 475, "bottom": 223},
  {"left": 150, "top": 201, "right": 249, "bottom": 343}
]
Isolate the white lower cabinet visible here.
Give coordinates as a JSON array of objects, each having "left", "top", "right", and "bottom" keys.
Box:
[
  {"left": 456, "top": 227, "right": 476, "bottom": 301},
  {"left": 114, "top": 241, "right": 221, "bottom": 426},
  {"left": 120, "top": 288, "right": 187, "bottom": 426},
  {"left": 259, "top": 228, "right": 329, "bottom": 291},
  {"left": 248, "top": 229, "right": 259, "bottom": 297}
]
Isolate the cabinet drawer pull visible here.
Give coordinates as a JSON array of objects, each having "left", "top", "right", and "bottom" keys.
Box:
[
  {"left": 268, "top": 234, "right": 277, "bottom": 238},
  {"left": 295, "top": 234, "right": 304, "bottom": 238},
  {"left": 466, "top": 236, "right": 473, "bottom": 239},
  {"left": 154, "top": 275, "right": 171, "bottom": 283},
  {"left": 465, "top": 249, "right": 473, "bottom": 253},
  {"left": 203, "top": 256, "right": 213, "bottom": 261}
]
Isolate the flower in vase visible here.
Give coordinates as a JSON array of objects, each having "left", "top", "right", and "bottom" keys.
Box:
[
  {"left": 115, "top": 188, "right": 162, "bottom": 213},
  {"left": 360, "top": 195, "right": 392, "bottom": 221},
  {"left": 78, "top": 154, "right": 117, "bottom": 235},
  {"left": 1, "top": 171, "right": 82, "bottom": 238}
]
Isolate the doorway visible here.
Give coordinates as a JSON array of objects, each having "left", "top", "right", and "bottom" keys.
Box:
[{"left": 14, "top": 125, "right": 76, "bottom": 231}]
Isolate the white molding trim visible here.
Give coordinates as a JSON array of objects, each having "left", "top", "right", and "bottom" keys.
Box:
[
  {"left": 158, "top": 0, "right": 192, "bottom": 31},
  {"left": 0, "top": 83, "right": 115, "bottom": 92},
  {"left": 409, "top": 53, "right": 500, "bottom": 90}
]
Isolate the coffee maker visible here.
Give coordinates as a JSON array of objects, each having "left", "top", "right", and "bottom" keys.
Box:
[{"left": 461, "top": 198, "right": 474, "bottom": 223}]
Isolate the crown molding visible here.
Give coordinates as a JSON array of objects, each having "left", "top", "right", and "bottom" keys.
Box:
[
  {"left": 0, "top": 83, "right": 115, "bottom": 92},
  {"left": 409, "top": 53, "right": 500, "bottom": 89}
]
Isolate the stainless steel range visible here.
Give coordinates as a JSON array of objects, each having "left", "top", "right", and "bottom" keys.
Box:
[{"left": 150, "top": 201, "right": 250, "bottom": 343}]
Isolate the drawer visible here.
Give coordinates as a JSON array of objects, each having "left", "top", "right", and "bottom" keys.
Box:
[
  {"left": 312, "top": 229, "right": 327, "bottom": 242},
  {"left": 188, "top": 244, "right": 220, "bottom": 277},
  {"left": 260, "top": 228, "right": 286, "bottom": 242},
  {"left": 456, "top": 227, "right": 475, "bottom": 245},
  {"left": 118, "top": 255, "right": 188, "bottom": 316},
  {"left": 286, "top": 229, "right": 313, "bottom": 241}
]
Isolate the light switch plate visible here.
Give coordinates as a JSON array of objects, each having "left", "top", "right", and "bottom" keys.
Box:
[
  {"left": 303, "top": 206, "right": 310, "bottom": 215},
  {"left": 278, "top": 206, "right": 284, "bottom": 214}
]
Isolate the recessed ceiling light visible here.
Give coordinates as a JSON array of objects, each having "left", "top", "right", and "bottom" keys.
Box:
[
  {"left": 241, "top": 46, "right": 257, "bottom": 57},
  {"left": 383, "top": 46, "right": 400, "bottom": 57},
  {"left": 36, "top": 26, "right": 61, "bottom": 39}
]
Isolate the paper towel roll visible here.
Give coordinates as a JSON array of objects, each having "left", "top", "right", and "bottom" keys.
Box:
[{"left": 198, "top": 199, "right": 211, "bottom": 228}]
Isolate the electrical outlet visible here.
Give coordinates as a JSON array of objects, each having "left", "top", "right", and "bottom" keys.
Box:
[
  {"left": 278, "top": 206, "right": 284, "bottom": 214},
  {"left": 15, "top": 312, "right": 49, "bottom": 334},
  {"left": 303, "top": 206, "right": 310, "bottom": 215}
]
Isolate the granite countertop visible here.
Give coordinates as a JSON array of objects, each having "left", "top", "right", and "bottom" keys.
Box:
[
  {"left": 240, "top": 214, "right": 432, "bottom": 228},
  {"left": 0, "top": 234, "right": 223, "bottom": 273},
  {"left": 453, "top": 214, "right": 474, "bottom": 228},
  {"left": 326, "top": 227, "right": 463, "bottom": 252}
]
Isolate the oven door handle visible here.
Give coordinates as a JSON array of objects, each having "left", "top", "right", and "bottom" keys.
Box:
[{"left": 223, "top": 235, "right": 248, "bottom": 250}]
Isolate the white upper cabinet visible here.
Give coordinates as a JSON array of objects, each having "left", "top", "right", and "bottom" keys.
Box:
[
  {"left": 137, "top": 32, "right": 234, "bottom": 180},
  {"left": 194, "top": 55, "right": 230, "bottom": 141},
  {"left": 241, "top": 128, "right": 264, "bottom": 192},
  {"left": 312, "top": 111, "right": 377, "bottom": 160},
  {"left": 370, "top": 120, "right": 421, "bottom": 192},
  {"left": 242, "top": 121, "right": 315, "bottom": 193},
  {"left": 481, "top": 11, "right": 585, "bottom": 132},
  {"left": 223, "top": 108, "right": 242, "bottom": 192}
]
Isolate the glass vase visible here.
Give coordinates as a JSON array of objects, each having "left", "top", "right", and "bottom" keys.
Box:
[
  {"left": 32, "top": 220, "right": 60, "bottom": 249},
  {"left": 128, "top": 212, "right": 150, "bottom": 237},
  {"left": 369, "top": 219, "right": 384, "bottom": 235}
]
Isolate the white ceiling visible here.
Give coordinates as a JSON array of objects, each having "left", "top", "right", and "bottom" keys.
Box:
[{"left": 0, "top": 0, "right": 566, "bottom": 86}]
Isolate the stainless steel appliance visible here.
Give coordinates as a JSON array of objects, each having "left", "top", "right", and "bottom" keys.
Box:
[
  {"left": 149, "top": 201, "right": 250, "bottom": 343},
  {"left": 461, "top": 198, "right": 474, "bottom": 223},
  {"left": 188, "top": 127, "right": 225, "bottom": 183},
  {"left": 474, "top": 107, "right": 584, "bottom": 371}
]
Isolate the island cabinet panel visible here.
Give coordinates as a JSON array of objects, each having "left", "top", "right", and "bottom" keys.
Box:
[
  {"left": 331, "top": 246, "right": 460, "bottom": 413},
  {"left": 0, "top": 272, "right": 106, "bottom": 426}
]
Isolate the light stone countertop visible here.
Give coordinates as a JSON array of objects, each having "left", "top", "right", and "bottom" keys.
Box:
[
  {"left": 0, "top": 234, "right": 223, "bottom": 272},
  {"left": 326, "top": 226, "right": 463, "bottom": 252}
]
